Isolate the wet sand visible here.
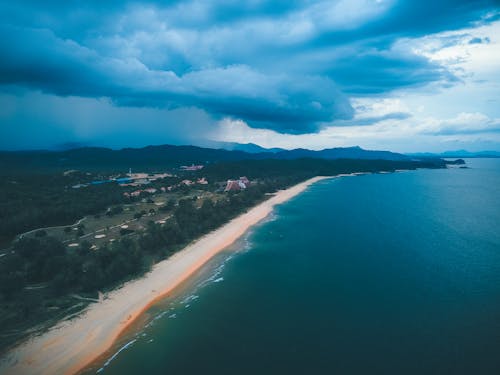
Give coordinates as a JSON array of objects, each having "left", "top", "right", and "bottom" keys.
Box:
[{"left": 0, "top": 176, "right": 331, "bottom": 375}]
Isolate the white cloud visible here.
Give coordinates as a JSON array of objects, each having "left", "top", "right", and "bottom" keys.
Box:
[
  {"left": 407, "top": 18, "right": 500, "bottom": 82},
  {"left": 213, "top": 111, "right": 500, "bottom": 153},
  {"left": 1, "top": 1, "right": 499, "bottom": 152},
  {"left": 351, "top": 97, "right": 411, "bottom": 119},
  {"left": 416, "top": 112, "right": 500, "bottom": 135}
]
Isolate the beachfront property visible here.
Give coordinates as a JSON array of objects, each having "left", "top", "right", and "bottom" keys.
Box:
[{"left": 224, "top": 176, "right": 250, "bottom": 192}]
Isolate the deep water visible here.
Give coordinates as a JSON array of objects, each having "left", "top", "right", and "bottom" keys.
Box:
[{"left": 91, "top": 159, "right": 500, "bottom": 375}]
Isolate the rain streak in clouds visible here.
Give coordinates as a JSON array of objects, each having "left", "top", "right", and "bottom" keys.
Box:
[{"left": 0, "top": 0, "right": 499, "bottom": 151}]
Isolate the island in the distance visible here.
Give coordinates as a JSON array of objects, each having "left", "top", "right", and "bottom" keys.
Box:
[{"left": 0, "top": 144, "right": 459, "bottom": 375}]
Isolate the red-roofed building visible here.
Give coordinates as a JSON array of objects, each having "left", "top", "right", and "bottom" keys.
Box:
[
  {"left": 224, "top": 177, "right": 250, "bottom": 192},
  {"left": 197, "top": 177, "right": 208, "bottom": 184},
  {"left": 224, "top": 180, "right": 241, "bottom": 191}
]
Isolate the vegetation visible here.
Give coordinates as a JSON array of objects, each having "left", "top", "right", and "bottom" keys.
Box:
[
  {"left": 0, "top": 157, "right": 447, "bottom": 351},
  {"left": 0, "top": 173, "right": 127, "bottom": 247},
  {"left": 0, "top": 172, "right": 182, "bottom": 247}
]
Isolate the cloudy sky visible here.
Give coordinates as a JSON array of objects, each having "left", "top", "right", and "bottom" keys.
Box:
[{"left": 1, "top": 0, "right": 499, "bottom": 152}]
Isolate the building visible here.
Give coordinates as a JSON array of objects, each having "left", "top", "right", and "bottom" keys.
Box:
[
  {"left": 224, "top": 180, "right": 241, "bottom": 191},
  {"left": 197, "top": 177, "right": 208, "bottom": 185},
  {"left": 180, "top": 164, "right": 204, "bottom": 171},
  {"left": 224, "top": 177, "right": 250, "bottom": 192}
]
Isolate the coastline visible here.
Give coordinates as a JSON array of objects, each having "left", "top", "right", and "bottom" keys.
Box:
[{"left": 0, "top": 175, "right": 332, "bottom": 375}]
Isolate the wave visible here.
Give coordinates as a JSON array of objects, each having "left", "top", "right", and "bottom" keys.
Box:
[{"left": 96, "top": 338, "right": 137, "bottom": 373}]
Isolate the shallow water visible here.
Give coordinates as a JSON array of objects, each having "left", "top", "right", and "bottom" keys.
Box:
[{"left": 90, "top": 159, "right": 500, "bottom": 375}]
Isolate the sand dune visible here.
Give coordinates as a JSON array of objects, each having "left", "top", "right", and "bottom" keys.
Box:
[{"left": 0, "top": 176, "right": 331, "bottom": 375}]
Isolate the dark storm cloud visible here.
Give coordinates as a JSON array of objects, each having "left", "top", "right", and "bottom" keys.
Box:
[
  {"left": 325, "top": 49, "right": 459, "bottom": 94},
  {"left": 0, "top": 26, "right": 119, "bottom": 97},
  {"left": 0, "top": 0, "right": 498, "bottom": 135},
  {"left": 0, "top": 25, "right": 352, "bottom": 134},
  {"left": 365, "top": 0, "right": 495, "bottom": 36}
]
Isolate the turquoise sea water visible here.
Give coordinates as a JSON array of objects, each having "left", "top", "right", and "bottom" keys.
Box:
[{"left": 89, "top": 159, "right": 500, "bottom": 375}]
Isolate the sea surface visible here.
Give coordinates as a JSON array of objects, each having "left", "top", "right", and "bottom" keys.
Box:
[{"left": 89, "top": 159, "right": 500, "bottom": 375}]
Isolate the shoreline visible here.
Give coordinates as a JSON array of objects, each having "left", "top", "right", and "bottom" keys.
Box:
[{"left": 0, "top": 175, "right": 332, "bottom": 375}]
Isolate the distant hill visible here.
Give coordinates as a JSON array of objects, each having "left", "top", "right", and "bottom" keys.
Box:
[
  {"left": 408, "top": 150, "right": 500, "bottom": 158},
  {"left": 53, "top": 142, "right": 91, "bottom": 151},
  {"left": 274, "top": 146, "right": 409, "bottom": 161},
  {"left": 0, "top": 144, "right": 415, "bottom": 173},
  {"left": 208, "top": 142, "right": 409, "bottom": 159},
  {"left": 0, "top": 145, "right": 260, "bottom": 173},
  {"left": 202, "top": 141, "right": 285, "bottom": 154}
]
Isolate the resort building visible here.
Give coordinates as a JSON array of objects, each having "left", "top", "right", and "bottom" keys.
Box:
[
  {"left": 224, "top": 176, "right": 250, "bottom": 192},
  {"left": 197, "top": 177, "right": 208, "bottom": 185}
]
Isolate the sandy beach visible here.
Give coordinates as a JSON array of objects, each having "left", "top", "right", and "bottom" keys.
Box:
[{"left": 0, "top": 176, "right": 331, "bottom": 375}]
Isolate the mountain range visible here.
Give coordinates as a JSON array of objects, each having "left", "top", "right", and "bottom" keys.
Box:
[
  {"left": 9, "top": 143, "right": 494, "bottom": 174},
  {"left": 0, "top": 144, "right": 414, "bottom": 173}
]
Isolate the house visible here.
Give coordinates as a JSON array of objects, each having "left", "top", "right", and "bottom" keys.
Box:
[
  {"left": 224, "top": 180, "right": 241, "bottom": 191},
  {"left": 134, "top": 178, "right": 151, "bottom": 185},
  {"left": 128, "top": 172, "right": 149, "bottom": 179},
  {"left": 197, "top": 177, "right": 208, "bottom": 185},
  {"left": 130, "top": 190, "right": 142, "bottom": 197},
  {"left": 224, "top": 176, "right": 250, "bottom": 192}
]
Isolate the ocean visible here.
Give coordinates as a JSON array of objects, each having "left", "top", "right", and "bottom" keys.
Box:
[{"left": 88, "top": 158, "right": 500, "bottom": 375}]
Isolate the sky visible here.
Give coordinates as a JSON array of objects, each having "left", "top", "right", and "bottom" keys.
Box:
[{"left": 0, "top": 0, "right": 499, "bottom": 152}]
